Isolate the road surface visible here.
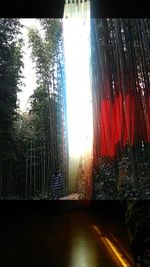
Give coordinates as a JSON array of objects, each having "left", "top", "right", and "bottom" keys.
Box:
[{"left": 0, "top": 201, "right": 134, "bottom": 267}]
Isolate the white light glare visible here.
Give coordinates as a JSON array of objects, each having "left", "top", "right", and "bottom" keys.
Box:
[{"left": 63, "top": 18, "right": 93, "bottom": 158}]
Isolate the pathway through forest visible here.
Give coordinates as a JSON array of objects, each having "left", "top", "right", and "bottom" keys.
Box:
[{"left": 59, "top": 193, "right": 80, "bottom": 200}]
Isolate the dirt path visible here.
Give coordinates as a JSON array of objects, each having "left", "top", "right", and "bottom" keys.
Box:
[{"left": 59, "top": 193, "right": 80, "bottom": 200}]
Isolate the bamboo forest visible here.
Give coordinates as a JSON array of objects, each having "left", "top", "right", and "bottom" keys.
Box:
[{"left": 0, "top": 18, "right": 150, "bottom": 200}]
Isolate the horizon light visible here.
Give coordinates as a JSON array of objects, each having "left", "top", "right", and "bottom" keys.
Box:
[{"left": 63, "top": 18, "right": 93, "bottom": 159}]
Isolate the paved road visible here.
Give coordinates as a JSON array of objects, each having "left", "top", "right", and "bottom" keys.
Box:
[{"left": 0, "top": 201, "right": 133, "bottom": 267}]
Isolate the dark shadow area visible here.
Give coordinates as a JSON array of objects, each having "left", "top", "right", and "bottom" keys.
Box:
[
  {"left": 0, "top": 0, "right": 148, "bottom": 18},
  {"left": 0, "top": 0, "right": 65, "bottom": 17},
  {"left": 0, "top": 200, "right": 132, "bottom": 267},
  {"left": 90, "top": 0, "right": 149, "bottom": 17}
]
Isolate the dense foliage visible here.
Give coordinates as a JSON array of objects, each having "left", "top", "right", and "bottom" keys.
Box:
[
  {"left": 0, "top": 19, "right": 68, "bottom": 199},
  {"left": 24, "top": 19, "right": 68, "bottom": 199},
  {"left": 0, "top": 19, "right": 23, "bottom": 198},
  {"left": 92, "top": 19, "right": 150, "bottom": 199},
  {"left": 0, "top": 18, "right": 149, "bottom": 199}
]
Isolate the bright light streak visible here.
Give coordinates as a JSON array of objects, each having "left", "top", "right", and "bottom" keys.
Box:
[
  {"left": 92, "top": 225, "right": 103, "bottom": 236},
  {"left": 92, "top": 225, "right": 131, "bottom": 267},
  {"left": 63, "top": 18, "right": 93, "bottom": 159},
  {"left": 104, "top": 237, "right": 130, "bottom": 267}
]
